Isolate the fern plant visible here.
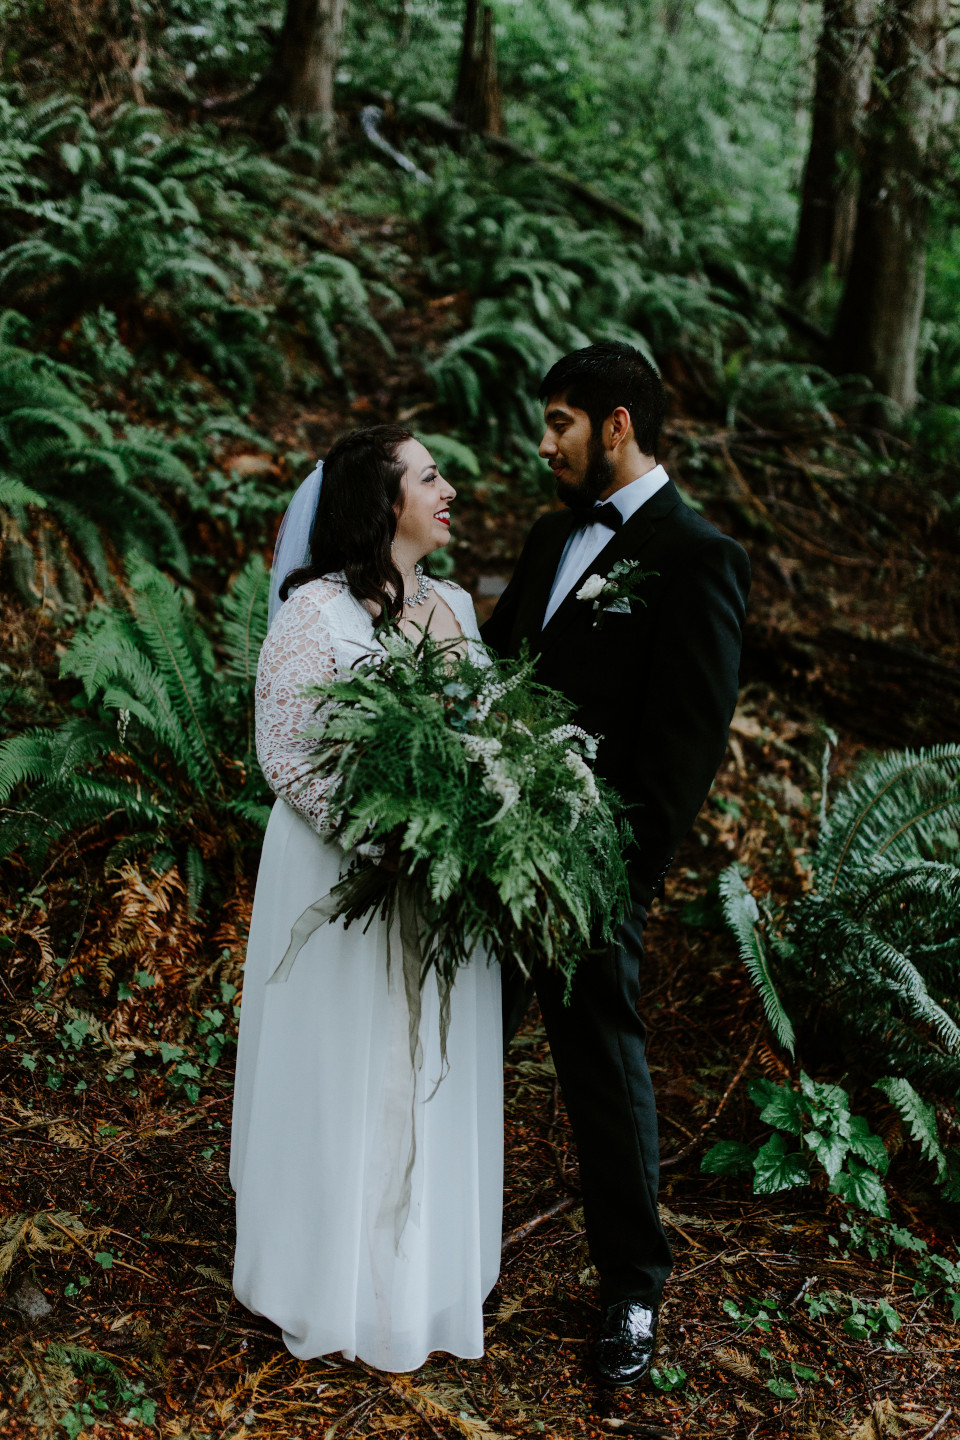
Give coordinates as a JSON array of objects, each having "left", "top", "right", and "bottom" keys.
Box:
[
  {"left": 0, "top": 555, "right": 271, "bottom": 911},
  {"left": 722, "top": 745, "right": 960, "bottom": 1103},
  {"left": 409, "top": 171, "right": 741, "bottom": 469},
  {"left": 0, "top": 96, "right": 289, "bottom": 403},
  {"left": 0, "top": 311, "right": 199, "bottom": 591},
  {"left": 284, "top": 252, "right": 399, "bottom": 387}
]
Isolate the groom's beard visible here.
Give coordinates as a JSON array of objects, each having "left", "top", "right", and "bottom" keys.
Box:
[{"left": 555, "top": 434, "right": 613, "bottom": 513}]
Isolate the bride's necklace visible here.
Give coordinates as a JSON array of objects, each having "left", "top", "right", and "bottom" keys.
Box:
[{"left": 403, "top": 565, "right": 431, "bottom": 607}]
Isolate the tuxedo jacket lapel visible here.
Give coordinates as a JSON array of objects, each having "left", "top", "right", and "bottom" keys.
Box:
[
  {"left": 536, "top": 481, "right": 682, "bottom": 656},
  {"left": 513, "top": 508, "right": 578, "bottom": 640}
]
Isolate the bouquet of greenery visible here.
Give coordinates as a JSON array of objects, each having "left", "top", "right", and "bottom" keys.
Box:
[{"left": 268, "top": 626, "right": 631, "bottom": 1052}]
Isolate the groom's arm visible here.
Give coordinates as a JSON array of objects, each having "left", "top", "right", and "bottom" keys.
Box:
[{"left": 625, "top": 533, "right": 750, "bottom": 904}]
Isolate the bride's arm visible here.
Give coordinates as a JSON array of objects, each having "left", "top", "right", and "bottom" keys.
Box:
[{"left": 254, "top": 586, "right": 340, "bottom": 834}]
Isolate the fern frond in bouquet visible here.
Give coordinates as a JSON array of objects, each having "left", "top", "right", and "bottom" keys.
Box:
[{"left": 268, "top": 627, "right": 631, "bottom": 1030}]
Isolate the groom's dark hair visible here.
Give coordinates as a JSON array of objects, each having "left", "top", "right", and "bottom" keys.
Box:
[{"left": 538, "top": 341, "right": 666, "bottom": 455}]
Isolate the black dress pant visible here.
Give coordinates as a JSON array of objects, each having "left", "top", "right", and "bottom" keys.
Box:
[{"left": 503, "top": 899, "right": 673, "bottom": 1307}]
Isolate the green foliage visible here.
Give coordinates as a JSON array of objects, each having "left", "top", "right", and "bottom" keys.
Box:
[
  {"left": 289, "top": 627, "right": 632, "bottom": 995},
  {"left": 719, "top": 866, "right": 796, "bottom": 1053},
  {"left": 703, "top": 1072, "right": 890, "bottom": 1217},
  {"left": 284, "top": 251, "right": 399, "bottom": 387},
  {"left": 158, "top": 0, "right": 284, "bottom": 90},
  {"left": 721, "top": 745, "right": 960, "bottom": 1131},
  {"left": 410, "top": 171, "right": 739, "bottom": 469},
  {"left": 875, "top": 1076, "right": 960, "bottom": 1201},
  {"left": 0, "top": 311, "right": 201, "bottom": 589},
  {"left": 706, "top": 1070, "right": 960, "bottom": 1314},
  {"left": 839, "top": 1215, "right": 960, "bottom": 1321},
  {"left": 0, "top": 93, "right": 288, "bottom": 404},
  {"left": 0, "top": 556, "right": 271, "bottom": 905}
]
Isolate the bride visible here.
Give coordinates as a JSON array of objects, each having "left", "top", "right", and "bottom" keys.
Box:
[{"left": 230, "top": 425, "right": 503, "bottom": 1372}]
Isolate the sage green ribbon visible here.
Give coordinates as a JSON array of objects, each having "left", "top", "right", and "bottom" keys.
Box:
[{"left": 266, "top": 868, "right": 439, "bottom": 1247}]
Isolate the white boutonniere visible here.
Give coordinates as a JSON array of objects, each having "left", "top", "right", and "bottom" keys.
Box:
[{"left": 575, "top": 560, "right": 658, "bottom": 628}]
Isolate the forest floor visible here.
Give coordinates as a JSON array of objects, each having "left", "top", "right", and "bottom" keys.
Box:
[
  {"left": 2, "top": 717, "right": 960, "bottom": 1440},
  {"left": 3, "top": 393, "right": 960, "bottom": 1438}
]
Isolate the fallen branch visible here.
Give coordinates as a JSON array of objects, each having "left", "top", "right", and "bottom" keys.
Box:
[{"left": 501, "top": 1196, "right": 578, "bottom": 1254}]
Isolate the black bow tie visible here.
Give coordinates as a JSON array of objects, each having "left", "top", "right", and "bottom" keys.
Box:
[{"left": 574, "top": 502, "right": 622, "bottom": 532}]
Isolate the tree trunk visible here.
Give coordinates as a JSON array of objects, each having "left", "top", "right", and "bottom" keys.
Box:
[
  {"left": 832, "top": 0, "right": 945, "bottom": 411},
  {"left": 452, "top": 0, "right": 503, "bottom": 135},
  {"left": 253, "top": 0, "right": 346, "bottom": 132},
  {"left": 792, "top": 0, "right": 878, "bottom": 293}
]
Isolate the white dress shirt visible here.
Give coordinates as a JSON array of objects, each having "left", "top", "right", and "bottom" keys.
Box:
[{"left": 542, "top": 464, "right": 670, "bottom": 628}]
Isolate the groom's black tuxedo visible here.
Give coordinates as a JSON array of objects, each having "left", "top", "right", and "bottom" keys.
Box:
[
  {"left": 482, "top": 479, "right": 751, "bottom": 906},
  {"left": 481, "top": 479, "right": 750, "bottom": 1307}
]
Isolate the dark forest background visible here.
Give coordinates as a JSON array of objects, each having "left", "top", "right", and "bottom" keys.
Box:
[{"left": 1, "top": 2, "right": 960, "bottom": 1437}]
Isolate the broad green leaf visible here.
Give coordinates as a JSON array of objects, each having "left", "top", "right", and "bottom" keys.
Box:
[
  {"left": 805, "top": 1127, "right": 849, "bottom": 1180},
  {"left": 756, "top": 1083, "right": 804, "bottom": 1136},
  {"left": 752, "top": 1132, "right": 811, "bottom": 1194},
  {"left": 845, "top": 1115, "right": 889, "bottom": 1175},
  {"left": 767, "top": 1378, "right": 797, "bottom": 1399},
  {"left": 829, "top": 1159, "right": 889, "bottom": 1217},
  {"left": 701, "top": 1141, "right": 755, "bottom": 1176}
]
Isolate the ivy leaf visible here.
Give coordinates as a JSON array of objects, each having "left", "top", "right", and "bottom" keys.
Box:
[
  {"left": 805, "top": 1127, "right": 849, "bottom": 1180},
  {"left": 756, "top": 1084, "right": 805, "bottom": 1137},
  {"left": 829, "top": 1158, "right": 889, "bottom": 1217},
  {"left": 650, "top": 1364, "right": 687, "bottom": 1392},
  {"left": 747, "top": 1076, "right": 788, "bottom": 1113},
  {"left": 753, "top": 1133, "right": 811, "bottom": 1194},
  {"left": 845, "top": 1115, "right": 889, "bottom": 1175},
  {"left": 701, "top": 1141, "right": 755, "bottom": 1176},
  {"left": 889, "top": 1225, "right": 927, "bottom": 1254},
  {"left": 767, "top": 1377, "right": 797, "bottom": 1399}
]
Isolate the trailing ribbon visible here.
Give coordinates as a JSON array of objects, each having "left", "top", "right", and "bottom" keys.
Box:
[{"left": 266, "top": 866, "right": 451, "bottom": 1246}]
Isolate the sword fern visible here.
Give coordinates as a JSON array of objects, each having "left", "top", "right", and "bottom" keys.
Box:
[
  {"left": 0, "top": 556, "right": 271, "bottom": 908},
  {"left": 723, "top": 744, "right": 960, "bottom": 1104}
]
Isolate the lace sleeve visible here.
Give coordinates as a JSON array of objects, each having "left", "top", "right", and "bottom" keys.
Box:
[{"left": 255, "top": 582, "right": 342, "bottom": 834}]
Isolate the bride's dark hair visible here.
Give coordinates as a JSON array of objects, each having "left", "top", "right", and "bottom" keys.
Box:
[{"left": 279, "top": 424, "right": 414, "bottom": 622}]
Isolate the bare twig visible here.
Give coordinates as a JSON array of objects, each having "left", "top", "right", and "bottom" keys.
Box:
[
  {"left": 501, "top": 1196, "right": 578, "bottom": 1254},
  {"left": 660, "top": 1023, "right": 763, "bottom": 1169},
  {"left": 918, "top": 1412, "right": 954, "bottom": 1440}
]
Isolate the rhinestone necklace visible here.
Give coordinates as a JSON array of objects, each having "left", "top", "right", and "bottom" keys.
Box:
[{"left": 403, "top": 565, "right": 431, "bottom": 607}]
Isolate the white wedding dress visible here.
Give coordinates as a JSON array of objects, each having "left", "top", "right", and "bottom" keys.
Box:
[{"left": 230, "top": 573, "right": 503, "bottom": 1372}]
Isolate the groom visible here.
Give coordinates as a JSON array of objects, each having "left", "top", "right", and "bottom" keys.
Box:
[{"left": 482, "top": 341, "right": 750, "bottom": 1386}]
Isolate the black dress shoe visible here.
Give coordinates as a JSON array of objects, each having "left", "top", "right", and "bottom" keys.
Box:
[{"left": 592, "top": 1300, "right": 659, "bottom": 1387}]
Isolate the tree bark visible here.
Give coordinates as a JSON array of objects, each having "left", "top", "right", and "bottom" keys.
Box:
[
  {"left": 832, "top": 0, "right": 945, "bottom": 411},
  {"left": 792, "top": 0, "right": 878, "bottom": 292},
  {"left": 452, "top": 0, "right": 503, "bottom": 135},
  {"left": 252, "top": 0, "right": 346, "bottom": 131}
]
